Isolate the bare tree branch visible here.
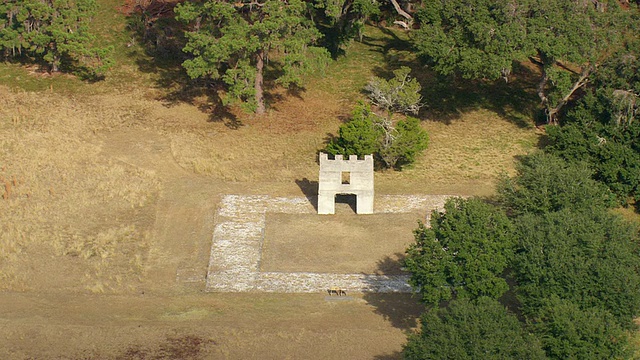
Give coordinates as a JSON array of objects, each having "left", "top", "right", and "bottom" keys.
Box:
[{"left": 389, "top": 0, "right": 412, "bottom": 20}]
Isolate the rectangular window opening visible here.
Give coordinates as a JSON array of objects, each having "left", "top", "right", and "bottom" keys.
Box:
[{"left": 341, "top": 171, "right": 350, "bottom": 184}]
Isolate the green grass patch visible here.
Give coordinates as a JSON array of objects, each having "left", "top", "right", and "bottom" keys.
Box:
[{"left": 307, "top": 26, "right": 414, "bottom": 102}]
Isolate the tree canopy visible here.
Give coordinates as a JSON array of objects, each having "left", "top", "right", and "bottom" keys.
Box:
[
  {"left": 404, "top": 197, "right": 515, "bottom": 305},
  {"left": 403, "top": 297, "right": 547, "bottom": 360},
  {"left": 498, "top": 152, "right": 616, "bottom": 215},
  {"left": 0, "top": 0, "right": 112, "bottom": 76},
  {"left": 315, "top": 0, "right": 380, "bottom": 55},
  {"left": 531, "top": 296, "right": 632, "bottom": 359},
  {"left": 326, "top": 101, "right": 383, "bottom": 157},
  {"left": 175, "top": 0, "right": 329, "bottom": 114},
  {"left": 405, "top": 149, "right": 640, "bottom": 358},
  {"left": 513, "top": 208, "right": 640, "bottom": 325},
  {"left": 544, "top": 40, "right": 640, "bottom": 205},
  {"left": 413, "top": 0, "right": 633, "bottom": 123}
]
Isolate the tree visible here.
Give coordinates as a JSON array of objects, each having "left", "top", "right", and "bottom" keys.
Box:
[
  {"left": 379, "top": 115, "right": 428, "bottom": 169},
  {"left": 315, "top": 0, "right": 380, "bottom": 55},
  {"left": 531, "top": 296, "right": 633, "bottom": 359},
  {"left": 363, "top": 66, "right": 427, "bottom": 168},
  {"left": 175, "top": 0, "right": 330, "bottom": 114},
  {"left": 513, "top": 209, "right": 640, "bottom": 325},
  {"left": 326, "top": 101, "right": 428, "bottom": 169},
  {"left": 413, "top": 0, "right": 632, "bottom": 123},
  {"left": 544, "top": 41, "right": 640, "bottom": 205},
  {"left": 365, "top": 66, "right": 422, "bottom": 121},
  {"left": 403, "top": 297, "right": 547, "bottom": 360},
  {"left": 325, "top": 101, "right": 382, "bottom": 157},
  {"left": 498, "top": 152, "right": 616, "bottom": 215},
  {"left": 545, "top": 121, "right": 640, "bottom": 205},
  {"left": 413, "top": 0, "right": 530, "bottom": 81},
  {"left": 0, "top": 0, "right": 112, "bottom": 76},
  {"left": 404, "top": 197, "right": 515, "bottom": 305}
]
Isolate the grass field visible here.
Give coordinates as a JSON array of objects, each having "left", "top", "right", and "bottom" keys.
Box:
[
  {"left": 261, "top": 212, "right": 423, "bottom": 274},
  {"left": 0, "top": 2, "right": 566, "bottom": 358}
]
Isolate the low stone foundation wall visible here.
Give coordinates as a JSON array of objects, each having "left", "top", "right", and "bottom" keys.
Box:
[{"left": 206, "top": 194, "right": 452, "bottom": 293}]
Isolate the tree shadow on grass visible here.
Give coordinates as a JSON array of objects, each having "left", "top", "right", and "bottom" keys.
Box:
[
  {"left": 126, "top": 12, "right": 243, "bottom": 129},
  {"left": 362, "top": 254, "right": 425, "bottom": 332},
  {"left": 418, "top": 64, "right": 540, "bottom": 128},
  {"left": 373, "top": 351, "right": 403, "bottom": 360},
  {"left": 133, "top": 51, "right": 244, "bottom": 129},
  {"left": 359, "top": 27, "right": 539, "bottom": 128},
  {"left": 369, "top": 61, "right": 539, "bottom": 128}
]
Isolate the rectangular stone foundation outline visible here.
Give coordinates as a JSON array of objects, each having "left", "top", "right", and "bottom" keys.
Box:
[{"left": 205, "top": 194, "right": 453, "bottom": 293}]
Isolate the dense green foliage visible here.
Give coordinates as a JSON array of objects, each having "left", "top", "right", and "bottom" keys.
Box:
[
  {"left": 531, "top": 296, "right": 632, "bottom": 359},
  {"left": 403, "top": 297, "right": 546, "bottom": 360},
  {"left": 404, "top": 197, "right": 515, "bottom": 305},
  {"left": 326, "top": 97, "right": 428, "bottom": 170},
  {"left": 362, "top": 66, "right": 427, "bottom": 168},
  {"left": 498, "top": 152, "right": 616, "bottom": 215},
  {"left": 175, "top": 0, "right": 329, "bottom": 114},
  {"left": 413, "top": 0, "right": 632, "bottom": 123},
  {"left": 405, "top": 150, "right": 640, "bottom": 359},
  {"left": 379, "top": 116, "right": 429, "bottom": 169},
  {"left": 0, "top": 0, "right": 112, "bottom": 77},
  {"left": 414, "top": 0, "right": 529, "bottom": 81},
  {"left": 545, "top": 121, "right": 640, "bottom": 205},
  {"left": 513, "top": 209, "right": 640, "bottom": 325},
  {"left": 545, "top": 43, "right": 640, "bottom": 205},
  {"left": 326, "top": 102, "right": 382, "bottom": 157}
]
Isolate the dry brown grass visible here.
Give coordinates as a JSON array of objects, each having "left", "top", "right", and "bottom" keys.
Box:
[
  {"left": 377, "top": 109, "right": 541, "bottom": 194},
  {"left": 0, "top": 86, "right": 160, "bottom": 292},
  {"left": 168, "top": 86, "right": 345, "bottom": 182},
  {"left": 0, "top": 53, "right": 540, "bottom": 292},
  {"left": 170, "top": 101, "right": 539, "bottom": 193},
  {"left": 261, "top": 212, "right": 423, "bottom": 274}
]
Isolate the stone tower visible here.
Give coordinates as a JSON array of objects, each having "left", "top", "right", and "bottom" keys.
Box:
[{"left": 318, "top": 153, "right": 374, "bottom": 214}]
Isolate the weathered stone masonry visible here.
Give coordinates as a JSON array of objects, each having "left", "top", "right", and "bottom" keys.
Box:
[{"left": 318, "top": 153, "right": 374, "bottom": 214}]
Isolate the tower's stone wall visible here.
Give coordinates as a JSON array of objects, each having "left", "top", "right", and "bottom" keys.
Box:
[{"left": 318, "top": 153, "right": 374, "bottom": 214}]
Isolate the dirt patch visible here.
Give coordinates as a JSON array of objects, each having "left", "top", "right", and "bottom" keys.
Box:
[{"left": 261, "top": 213, "right": 421, "bottom": 274}]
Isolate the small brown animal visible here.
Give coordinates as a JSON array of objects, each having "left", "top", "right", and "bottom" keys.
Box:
[{"left": 328, "top": 287, "right": 346, "bottom": 296}]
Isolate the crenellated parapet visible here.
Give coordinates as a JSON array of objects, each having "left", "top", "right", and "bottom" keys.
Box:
[{"left": 318, "top": 153, "right": 374, "bottom": 214}]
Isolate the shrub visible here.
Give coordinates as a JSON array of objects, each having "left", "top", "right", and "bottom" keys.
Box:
[
  {"left": 325, "top": 102, "right": 382, "bottom": 157},
  {"left": 326, "top": 103, "right": 429, "bottom": 170}
]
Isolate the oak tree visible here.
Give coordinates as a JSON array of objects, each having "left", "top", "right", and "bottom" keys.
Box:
[
  {"left": 413, "top": 0, "right": 632, "bottom": 123},
  {"left": 531, "top": 296, "right": 633, "bottom": 359},
  {"left": 513, "top": 209, "right": 640, "bottom": 325},
  {"left": 403, "top": 297, "right": 546, "bottom": 360},
  {"left": 498, "top": 152, "right": 616, "bottom": 215},
  {"left": 545, "top": 41, "right": 640, "bottom": 204}
]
